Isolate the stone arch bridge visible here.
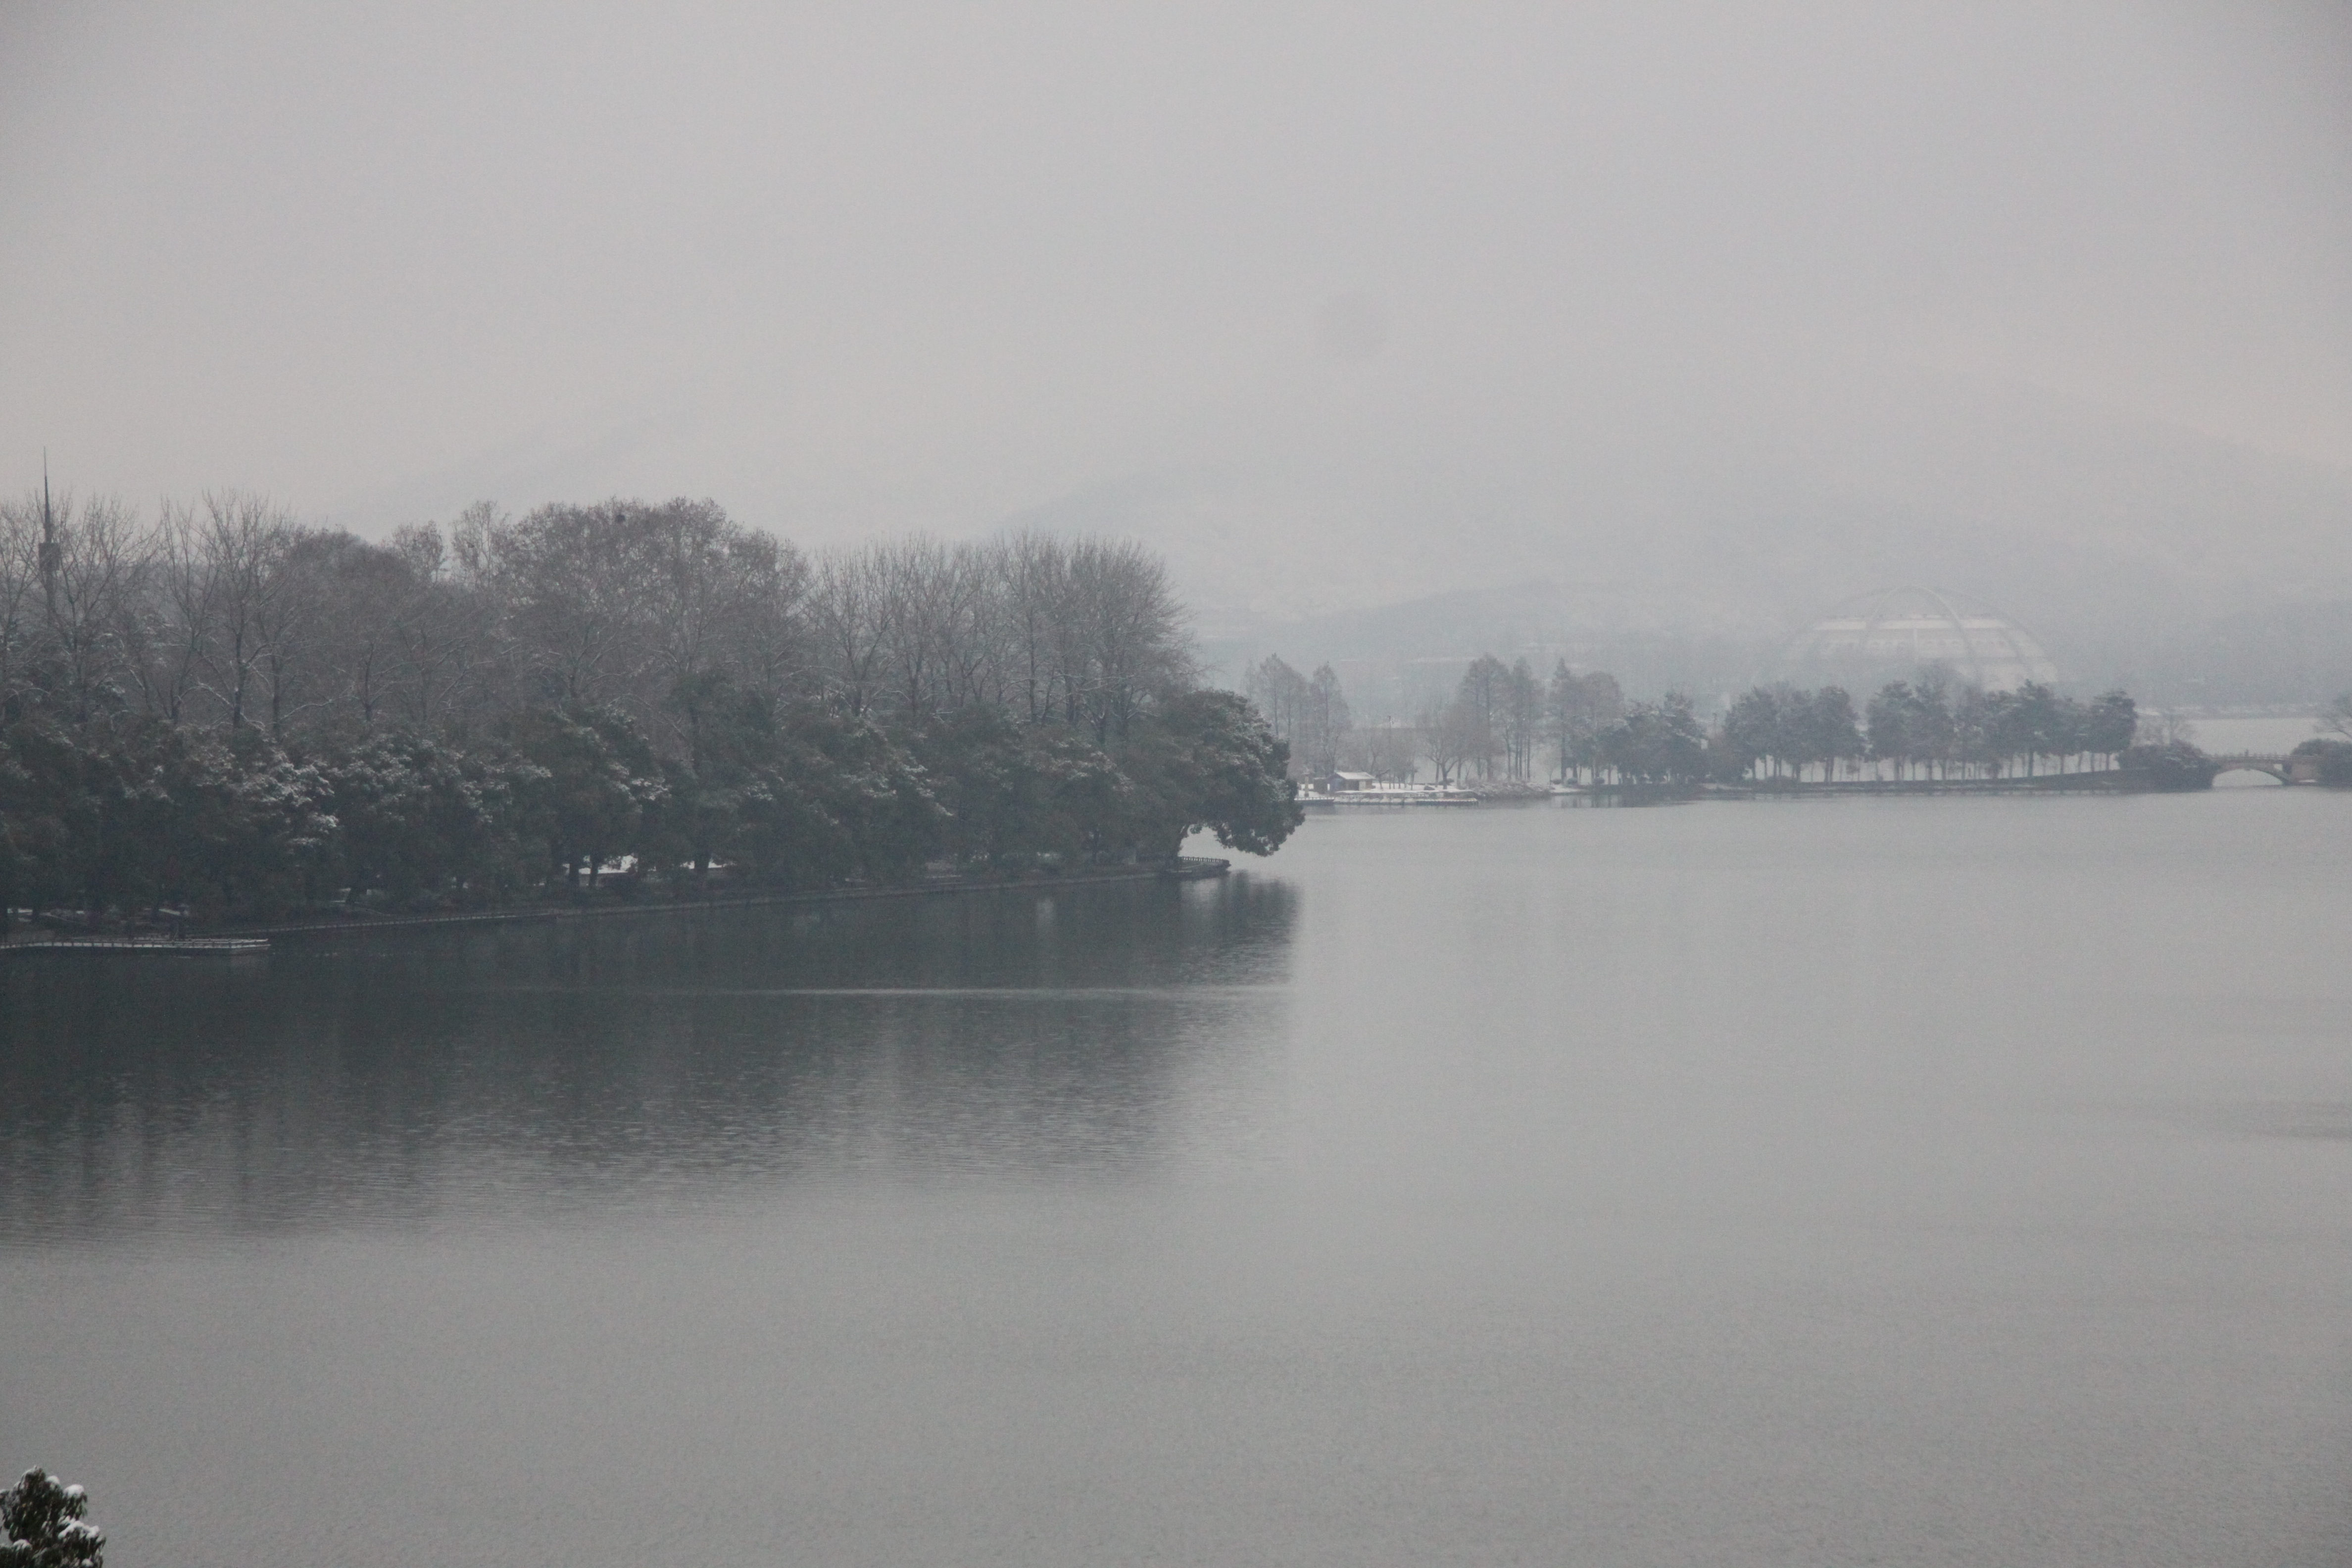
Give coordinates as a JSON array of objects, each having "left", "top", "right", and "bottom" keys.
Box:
[{"left": 2208, "top": 753, "right": 2323, "bottom": 784}]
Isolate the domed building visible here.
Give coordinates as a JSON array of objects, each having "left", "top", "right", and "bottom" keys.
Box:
[{"left": 1780, "top": 587, "right": 2058, "bottom": 692}]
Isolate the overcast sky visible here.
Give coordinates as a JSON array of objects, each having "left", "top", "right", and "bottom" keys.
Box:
[{"left": 4, "top": 1, "right": 2349, "bottom": 605}]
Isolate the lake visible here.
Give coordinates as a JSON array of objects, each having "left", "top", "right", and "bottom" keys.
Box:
[{"left": 3, "top": 792, "right": 2348, "bottom": 1566}]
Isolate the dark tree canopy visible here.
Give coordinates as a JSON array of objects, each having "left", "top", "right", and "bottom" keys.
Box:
[
  {"left": 1713, "top": 676, "right": 2143, "bottom": 784},
  {"left": 2120, "top": 740, "right": 2219, "bottom": 790},
  {"left": 1118, "top": 689, "right": 1305, "bottom": 858},
  {"left": 0, "top": 493, "right": 1296, "bottom": 930},
  {"left": 1599, "top": 693, "right": 1707, "bottom": 784}
]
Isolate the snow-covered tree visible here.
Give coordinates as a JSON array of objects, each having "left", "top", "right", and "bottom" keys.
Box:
[{"left": 1, "top": 1469, "right": 104, "bottom": 1568}]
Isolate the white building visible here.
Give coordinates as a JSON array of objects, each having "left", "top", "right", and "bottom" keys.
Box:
[{"left": 1782, "top": 587, "right": 2059, "bottom": 692}]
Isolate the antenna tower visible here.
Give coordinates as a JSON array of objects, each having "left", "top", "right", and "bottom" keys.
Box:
[{"left": 39, "top": 449, "right": 61, "bottom": 625}]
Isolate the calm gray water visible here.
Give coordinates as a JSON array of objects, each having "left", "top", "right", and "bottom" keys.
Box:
[{"left": 3, "top": 793, "right": 2349, "bottom": 1567}]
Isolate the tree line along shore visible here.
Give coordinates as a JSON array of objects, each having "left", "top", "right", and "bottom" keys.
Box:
[
  {"left": 0, "top": 492, "right": 1301, "bottom": 935},
  {"left": 1248, "top": 650, "right": 2352, "bottom": 790},
  {"left": 8, "top": 485, "right": 2344, "bottom": 937}
]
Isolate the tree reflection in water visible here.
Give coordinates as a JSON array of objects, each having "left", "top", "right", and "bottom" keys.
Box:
[{"left": 0, "top": 875, "right": 1298, "bottom": 1242}]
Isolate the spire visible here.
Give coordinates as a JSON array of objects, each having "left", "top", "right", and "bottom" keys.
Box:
[{"left": 39, "top": 448, "right": 61, "bottom": 625}]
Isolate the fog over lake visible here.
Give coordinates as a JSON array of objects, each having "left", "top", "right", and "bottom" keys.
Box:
[
  {"left": 5, "top": 798, "right": 2347, "bottom": 1567},
  {"left": 5, "top": 6, "right": 2352, "bottom": 1563},
  {"left": 6, "top": 6, "right": 2352, "bottom": 685}
]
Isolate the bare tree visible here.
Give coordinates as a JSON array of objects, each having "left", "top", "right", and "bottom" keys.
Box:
[
  {"left": 1000, "top": 531, "right": 1072, "bottom": 725},
  {"left": 2318, "top": 691, "right": 2352, "bottom": 742},
  {"left": 489, "top": 499, "right": 665, "bottom": 711},
  {"left": 447, "top": 499, "right": 500, "bottom": 588},
  {"left": 1455, "top": 655, "right": 1510, "bottom": 779},
  {"left": 807, "top": 543, "right": 890, "bottom": 718},
  {"left": 130, "top": 500, "right": 219, "bottom": 726},
  {"left": 1246, "top": 655, "right": 1309, "bottom": 761},
  {"left": 188, "top": 491, "right": 296, "bottom": 731},
  {"left": 642, "top": 500, "right": 799, "bottom": 692},
  {"left": 0, "top": 496, "right": 54, "bottom": 712},
  {"left": 1069, "top": 536, "right": 1189, "bottom": 742},
  {"left": 804, "top": 530, "right": 1191, "bottom": 743},
  {"left": 932, "top": 540, "right": 1004, "bottom": 716},
  {"left": 872, "top": 535, "right": 954, "bottom": 728},
  {"left": 255, "top": 526, "right": 349, "bottom": 740},
  {"left": 1346, "top": 718, "right": 1421, "bottom": 782},
  {"left": 1300, "top": 664, "right": 1350, "bottom": 778},
  {"left": 392, "top": 511, "right": 510, "bottom": 732},
  {"left": 1500, "top": 657, "right": 1539, "bottom": 781},
  {"left": 25, "top": 493, "right": 150, "bottom": 724},
  {"left": 283, "top": 531, "right": 431, "bottom": 734},
  {"left": 1545, "top": 663, "right": 1624, "bottom": 784},
  {"left": 1421, "top": 694, "right": 1486, "bottom": 784}
]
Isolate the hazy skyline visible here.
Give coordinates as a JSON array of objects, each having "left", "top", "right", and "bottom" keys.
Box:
[{"left": 6, "top": 2, "right": 2351, "bottom": 627}]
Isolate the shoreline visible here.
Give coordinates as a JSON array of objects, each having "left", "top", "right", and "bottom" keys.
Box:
[
  {"left": 1703, "top": 772, "right": 2141, "bottom": 798},
  {"left": 0, "top": 857, "right": 1233, "bottom": 956},
  {"left": 1555, "top": 771, "right": 2311, "bottom": 800},
  {"left": 1318, "top": 768, "right": 2327, "bottom": 810}
]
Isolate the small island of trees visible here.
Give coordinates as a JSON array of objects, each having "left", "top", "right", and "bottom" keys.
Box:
[{"left": 0, "top": 491, "right": 1303, "bottom": 932}]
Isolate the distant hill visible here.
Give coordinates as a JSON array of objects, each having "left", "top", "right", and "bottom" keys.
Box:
[{"left": 999, "top": 369, "right": 2352, "bottom": 707}]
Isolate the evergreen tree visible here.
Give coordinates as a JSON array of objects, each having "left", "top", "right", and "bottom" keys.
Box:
[{"left": 1, "top": 1469, "right": 103, "bottom": 1568}]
